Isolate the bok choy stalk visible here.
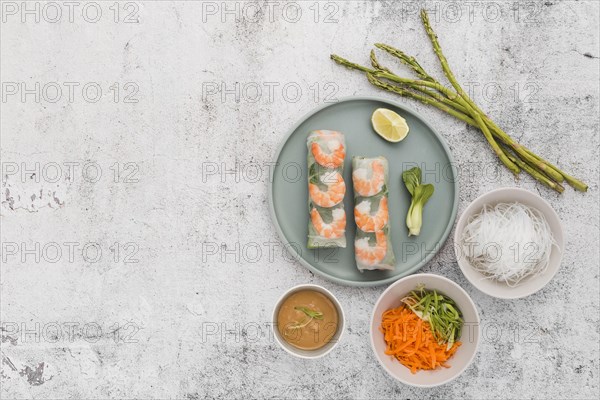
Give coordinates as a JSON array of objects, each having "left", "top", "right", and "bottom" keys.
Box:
[{"left": 402, "top": 167, "right": 434, "bottom": 236}]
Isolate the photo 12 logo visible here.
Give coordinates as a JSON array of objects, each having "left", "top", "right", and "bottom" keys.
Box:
[
  {"left": 1, "top": 161, "right": 140, "bottom": 184},
  {"left": 197, "top": 160, "right": 507, "bottom": 187},
  {"left": 1, "top": 161, "right": 141, "bottom": 212},
  {"left": 1, "top": 82, "right": 140, "bottom": 104},
  {"left": 463, "top": 81, "right": 540, "bottom": 104},
  {"left": 1, "top": 321, "right": 141, "bottom": 344},
  {"left": 200, "top": 240, "right": 339, "bottom": 264},
  {"left": 1, "top": 1, "right": 140, "bottom": 24},
  {"left": 200, "top": 161, "right": 302, "bottom": 184},
  {"left": 400, "top": 1, "right": 543, "bottom": 23},
  {"left": 201, "top": 81, "right": 338, "bottom": 104},
  {"left": 1, "top": 241, "right": 140, "bottom": 264},
  {"left": 200, "top": 1, "right": 340, "bottom": 24}
]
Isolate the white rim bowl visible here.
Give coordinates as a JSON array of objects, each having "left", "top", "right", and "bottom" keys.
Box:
[
  {"left": 272, "top": 284, "right": 345, "bottom": 359},
  {"left": 454, "top": 187, "right": 565, "bottom": 299},
  {"left": 370, "top": 274, "right": 480, "bottom": 387}
]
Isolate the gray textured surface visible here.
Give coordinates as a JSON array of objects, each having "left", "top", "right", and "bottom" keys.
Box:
[{"left": 1, "top": 1, "right": 599, "bottom": 399}]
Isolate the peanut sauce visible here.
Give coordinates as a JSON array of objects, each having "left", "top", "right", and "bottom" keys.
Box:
[{"left": 277, "top": 290, "right": 339, "bottom": 350}]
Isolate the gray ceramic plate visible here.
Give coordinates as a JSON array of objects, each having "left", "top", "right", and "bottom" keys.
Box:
[{"left": 269, "top": 97, "right": 458, "bottom": 286}]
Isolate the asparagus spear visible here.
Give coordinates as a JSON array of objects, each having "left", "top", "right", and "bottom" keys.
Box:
[
  {"left": 374, "top": 39, "right": 575, "bottom": 187},
  {"left": 418, "top": 10, "right": 519, "bottom": 175},
  {"left": 330, "top": 10, "right": 588, "bottom": 193}
]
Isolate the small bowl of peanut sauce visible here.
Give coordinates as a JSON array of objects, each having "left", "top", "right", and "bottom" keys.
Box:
[{"left": 272, "top": 284, "right": 345, "bottom": 359}]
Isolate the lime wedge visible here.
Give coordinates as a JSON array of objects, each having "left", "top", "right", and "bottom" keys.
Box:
[{"left": 371, "top": 108, "right": 410, "bottom": 142}]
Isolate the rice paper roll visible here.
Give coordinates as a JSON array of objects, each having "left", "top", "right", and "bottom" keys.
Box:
[
  {"left": 352, "top": 156, "right": 395, "bottom": 270},
  {"left": 307, "top": 130, "right": 347, "bottom": 248}
]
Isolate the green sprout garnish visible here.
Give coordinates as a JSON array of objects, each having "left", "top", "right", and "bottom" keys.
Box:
[
  {"left": 294, "top": 306, "right": 324, "bottom": 320},
  {"left": 284, "top": 307, "right": 324, "bottom": 336},
  {"left": 401, "top": 284, "right": 463, "bottom": 349}
]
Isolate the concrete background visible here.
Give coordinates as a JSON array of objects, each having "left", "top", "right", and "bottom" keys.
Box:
[{"left": 1, "top": 0, "right": 598, "bottom": 398}]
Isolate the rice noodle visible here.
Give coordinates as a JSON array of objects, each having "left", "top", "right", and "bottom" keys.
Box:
[{"left": 460, "top": 202, "right": 557, "bottom": 286}]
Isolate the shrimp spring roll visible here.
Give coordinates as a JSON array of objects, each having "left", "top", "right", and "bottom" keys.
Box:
[
  {"left": 307, "top": 130, "right": 347, "bottom": 248},
  {"left": 352, "top": 156, "right": 395, "bottom": 270}
]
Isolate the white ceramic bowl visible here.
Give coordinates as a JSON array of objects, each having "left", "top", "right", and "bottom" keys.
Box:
[
  {"left": 370, "top": 274, "right": 480, "bottom": 387},
  {"left": 272, "top": 284, "right": 345, "bottom": 359},
  {"left": 454, "top": 187, "right": 564, "bottom": 299}
]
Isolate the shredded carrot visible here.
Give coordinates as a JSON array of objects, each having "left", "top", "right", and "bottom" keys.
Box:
[{"left": 380, "top": 305, "right": 461, "bottom": 374}]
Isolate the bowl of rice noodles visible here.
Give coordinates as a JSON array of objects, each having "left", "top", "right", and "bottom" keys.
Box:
[{"left": 454, "top": 187, "right": 564, "bottom": 299}]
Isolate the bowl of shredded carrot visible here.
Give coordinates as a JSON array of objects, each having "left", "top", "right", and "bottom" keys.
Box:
[{"left": 370, "top": 273, "right": 480, "bottom": 387}]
